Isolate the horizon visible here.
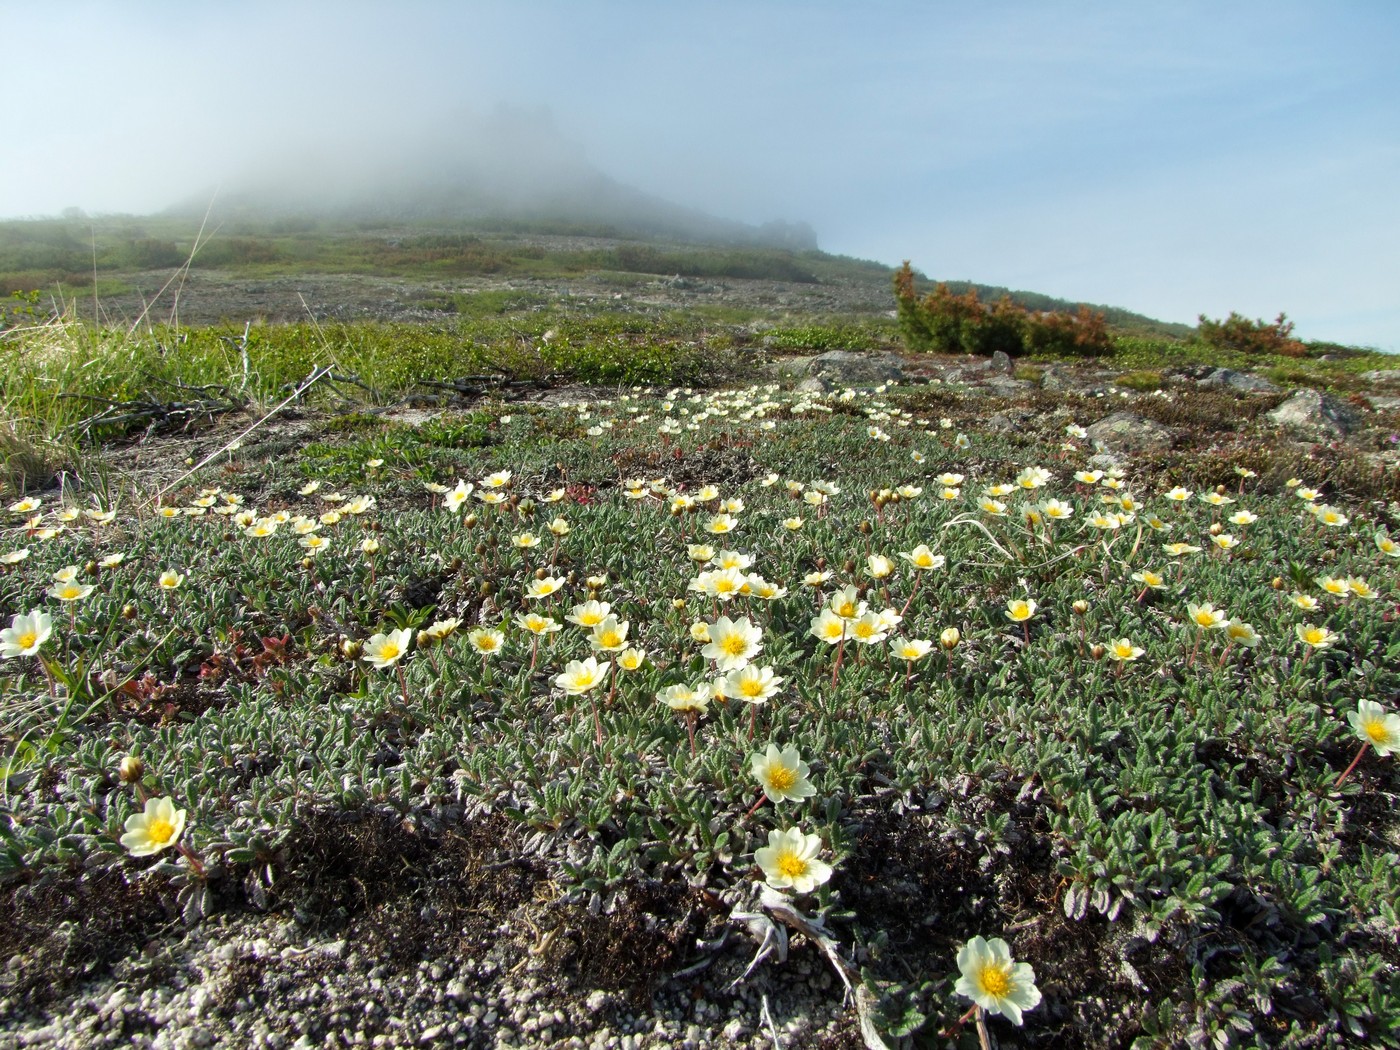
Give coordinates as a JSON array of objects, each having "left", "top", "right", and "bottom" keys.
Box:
[{"left": 4, "top": 1, "right": 1397, "bottom": 349}]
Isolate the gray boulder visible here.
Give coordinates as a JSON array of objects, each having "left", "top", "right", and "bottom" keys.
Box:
[
  {"left": 803, "top": 351, "right": 905, "bottom": 388},
  {"left": 1085, "top": 411, "right": 1174, "bottom": 454},
  {"left": 989, "top": 350, "right": 1014, "bottom": 374},
  {"left": 1361, "top": 370, "right": 1400, "bottom": 384},
  {"left": 1266, "top": 389, "right": 1362, "bottom": 438},
  {"left": 1198, "top": 368, "right": 1280, "bottom": 394}
]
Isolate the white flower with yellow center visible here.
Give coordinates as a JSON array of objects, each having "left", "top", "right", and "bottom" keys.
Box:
[
  {"left": 515, "top": 611, "right": 561, "bottom": 636},
  {"left": 1224, "top": 619, "right": 1261, "bottom": 647},
  {"left": 810, "top": 609, "right": 847, "bottom": 645},
  {"left": 482, "top": 470, "right": 512, "bottom": 489},
  {"left": 555, "top": 656, "right": 609, "bottom": 695},
  {"left": 1348, "top": 701, "right": 1400, "bottom": 756},
  {"left": 424, "top": 617, "right": 462, "bottom": 640},
  {"left": 616, "top": 647, "right": 647, "bottom": 672},
  {"left": 589, "top": 616, "right": 630, "bottom": 652},
  {"left": 979, "top": 497, "right": 1008, "bottom": 518},
  {"left": 897, "top": 485, "right": 923, "bottom": 499},
  {"left": 1131, "top": 569, "right": 1165, "bottom": 590},
  {"left": 0, "top": 611, "right": 52, "bottom": 659},
  {"left": 782, "top": 517, "right": 805, "bottom": 531},
  {"left": 1345, "top": 577, "right": 1379, "bottom": 600},
  {"left": 657, "top": 682, "right": 711, "bottom": 714},
  {"left": 547, "top": 517, "right": 570, "bottom": 537},
  {"left": 1005, "top": 598, "right": 1038, "bottom": 624},
  {"left": 750, "top": 745, "right": 815, "bottom": 803},
  {"left": 477, "top": 491, "right": 507, "bottom": 506},
  {"left": 1228, "top": 509, "right": 1257, "bottom": 527},
  {"left": 346, "top": 495, "right": 376, "bottom": 515},
  {"left": 99, "top": 553, "right": 125, "bottom": 568},
  {"left": 1076, "top": 471, "right": 1104, "bottom": 485},
  {"left": 705, "top": 513, "right": 738, "bottom": 534},
  {"left": 890, "top": 637, "right": 933, "bottom": 662},
  {"left": 299, "top": 481, "right": 321, "bottom": 496},
  {"left": 512, "top": 532, "right": 542, "bottom": 549},
  {"left": 467, "top": 627, "right": 504, "bottom": 655},
  {"left": 866, "top": 554, "right": 895, "bottom": 579},
  {"left": 1210, "top": 533, "right": 1239, "bottom": 551},
  {"left": 716, "top": 550, "right": 753, "bottom": 571},
  {"left": 1295, "top": 486, "right": 1319, "bottom": 502},
  {"left": 53, "top": 564, "right": 80, "bottom": 583},
  {"left": 688, "top": 543, "right": 716, "bottom": 564},
  {"left": 363, "top": 629, "right": 412, "bottom": 669},
  {"left": 702, "top": 615, "right": 763, "bottom": 671},
  {"left": 900, "top": 544, "right": 945, "bottom": 570},
  {"left": 1315, "top": 505, "right": 1349, "bottom": 527},
  {"left": 802, "top": 490, "right": 828, "bottom": 508},
  {"left": 825, "top": 585, "right": 863, "bottom": 621},
  {"left": 8, "top": 497, "right": 41, "bottom": 514},
  {"left": 848, "top": 611, "right": 890, "bottom": 645},
  {"left": 299, "top": 534, "right": 330, "bottom": 554},
  {"left": 1288, "top": 591, "right": 1318, "bottom": 611},
  {"left": 245, "top": 519, "right": 279, "bottom": 538},
  {"left": 1296, "top": 623, "right": 1338, "bottom": 650},
  {"left": 724, "top": 664, "right": 783, "bottom": 704},
  {"left": 49, "top": 581, "right": 94, "bottom": 602},
  {"left": 1186, "top": 602, "right": 1228, "bottom": 630},
  {"left": 954, "top": 936, "right": 1041, "bottom": 1026},
  {"left": 567, "top": 600, "right": 611, "bottom": 627},
  {"left": 754, "top": 828, "right": 832, "bottom": 894},
  {"left": 525, "top": 576, "right": 567, "bottom": 601},
  {"left": 1, "top": 549, "right": 31, "bottom": 565},
  {"left": 1105, "top": 638, "right": 1144, "bottom": 662},
  {"left": 1317, "top": 576, "right": 1350, "bottom": 597},
  {"left": 1163, "top": 542, "right": 1202, "bottom": 557},
  {"left": 158, "top": 570, "right": 185, "bottom": 591},
  {"left": 1376, "top": 532, "right": 1400, "bottom": 558},
  {"left": 1040, "top": 499, "right": 1074, "bottom": 521},
  {"left": 120, "top": 796, "right": 188, "bottom": 858},
  {"left": 1015, "top": 466, "right": 1051, "bottom": 490}
]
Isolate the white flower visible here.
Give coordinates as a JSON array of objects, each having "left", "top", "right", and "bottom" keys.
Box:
[
  {"left": 363, "top": 628, "right": 412, "bottom": 669},
  {"left": 120, "top": 796, "right": 188, "bottom": 857},
  {"left": 954, "top": 935, "right": 1041, "bottom": 1025},
  {"left": 750, "top": 745, "right": 816, "bottom": 803},
  {"left": 754, "top": 827, "right": 833, "bottom": 894},
  {"left": 1348, "top": 700, "right": 1400, "bottom": 756},
  {"left": 702, "top": 616, "right": 764, "bottom": 671},
  {"left": 0, "top": 610, "right": 52, "bottom": 659}
]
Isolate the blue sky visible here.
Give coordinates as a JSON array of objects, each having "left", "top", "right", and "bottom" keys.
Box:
[{"left": 4, "top": 1, "right": 1398, "bottom": 348}]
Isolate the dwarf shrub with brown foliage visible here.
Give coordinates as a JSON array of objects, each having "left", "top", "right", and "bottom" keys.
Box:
[
  {"left": 1197, "top": 310, "right": 1306, "bottom": 358},
  {"left": 893, "top": 262, "right": 1111, "bottom": 358}
]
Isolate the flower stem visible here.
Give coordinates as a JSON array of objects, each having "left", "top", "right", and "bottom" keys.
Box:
[{"left": 1336, "top": 742, "right": 1369, "bottom": 786}]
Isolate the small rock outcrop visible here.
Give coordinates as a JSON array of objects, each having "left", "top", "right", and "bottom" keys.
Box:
[
  {"left": 1085, "top": 411, "right": 1174, "bottom": 453},
  {"left": 1197, "top": 368, "right": 1280, "bottom": 394},
  {"left": 797, "top": 351, "right": 905, "bottom": 391},
  {"left": 1266, "top": 389, "right": 1362, "bottom": 438}
]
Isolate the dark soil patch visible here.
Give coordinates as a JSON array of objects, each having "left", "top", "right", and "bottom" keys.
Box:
[
  {"left": 275, "top": 810, "right": 541, "bottom": 962},
  {"left": 0, "top": 865, "right": 178, "bottom": 1010},
  {"left": 546, "top": 880, "right": 709, "bottom": 1002}
]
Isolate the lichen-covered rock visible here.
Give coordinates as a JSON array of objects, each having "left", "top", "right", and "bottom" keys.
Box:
[
  {"left": 1266, "top": 389, "right": 1362, "bottom": 438},
  {"left": 1085, "top": 411, "right": 1174, "bottom": 453},
  {"left": 804, "top": 351, "right": 905, "bottom": 387},
  {"left": 1197, "top": 368, "right": 1280, "bottom": 394}
]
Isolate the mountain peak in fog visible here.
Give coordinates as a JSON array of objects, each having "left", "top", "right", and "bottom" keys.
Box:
[{"left": 176, "top": 106, "right": 817, "bottom": 250}]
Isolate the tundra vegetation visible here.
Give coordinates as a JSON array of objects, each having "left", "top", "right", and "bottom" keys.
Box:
[{"left": 0, "top": 221, "right": 1398, "bottom": 1048}]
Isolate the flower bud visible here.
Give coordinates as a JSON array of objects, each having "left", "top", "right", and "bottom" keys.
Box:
[
  {"left": 843, "top": 559, "right": 856, "bottom": 574},
  {"left": 1090, "top": 644, "right": 1106, "bottom": 660},
  {"left": 1270, "top": 576, "right": 1285, "bottom": 590},
  {"left": 121, "top": 602, "right": 138, "bottom": 620},
  {"left": 534, "top": 567, "right": 548, "bottom": 580},
  {"left": 118, "top": 755, "right": 144, "bottom": 784},
  {"left": 816, "top": 556, "right": 827, "bottom": 570},
  {"left": 340, "top": 637, "right": 363, "bottom": 660},
  {"left": 859, "top": 521, "right": 873, "bottom": 535},
  {"left": 940, "top": 627, "right": 961, "bottom": 650},
  {"left": 480, "top": 581, "right": 495, "bottom": 597},
  {"left": 416, "top": 630, "right": 431, "bottom": 649},
  {"left": 1209, "top": 522, "right": 1224, "bottom": 535},
  {"left": 84, "top": 560, "right": 98, "bottom": 575},
  {"left": 463, "top": 513, "right": 478, "bottom": 529},
  {"left": 1071, "top": 599, "right": 1089, "bottom": 616}
]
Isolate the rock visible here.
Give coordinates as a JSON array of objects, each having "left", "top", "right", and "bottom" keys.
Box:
[
  {"left": 984, "top": 376, "right": 1034, "bottom": 397},
  {"left": 1085, "top": 412, "right": 1174, "bottom": 454},
  {"left": 1040, "top": 367, "right": 1068, "bottom": 391},
  {"left": 1267, "top": 389, "right": 1362, "bottom": 438},
  {"left": 1361, "top": 370, "right": 1400, "bottom": 384},
  {"left": 1366, "top": 394, "right": 1400, "bottom": 412},
  {"left": 1197, "top": 368, "right": 1280, "bottom": 394},
  {"left": 989, "top": 350, "right": 1013, "bottom": 374},
  {"left": 803, "top": 350, "right": 905, "bottom": 388},
  {"left": 795, "top": 376, "right": 828, "bottom": 394}
]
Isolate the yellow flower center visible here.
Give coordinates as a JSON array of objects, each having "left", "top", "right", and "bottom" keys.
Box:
[
  {"left": 722, "top": 635, "right": 749, "bottom": 656},
  {"left": 776, "top": 852, "right": 808, "bottom": 878},
  {"left": 741, "top": 680, "right": 764, "bottom": 697},
  {"left": 1193, "top": 612, "right": 1215, "bottom": 627},
  {"left": 978, "top": 963, "right": 1013, "bottom": 998},
  {"left": 599, "top": 631, "right": 623, "bottom": 648},
  {"left": 17, "top": 631, "right": 37, "bottom": 649},
  {"left": 1363, "top": 719, "right": 1391, "bottom": 745},
  {"left": 147, "top": 818, "right": 175, "bottom": 845},
  {"left": 1305, "top": 629, "right": 1325, "bottom": 644},
  {"left": 767, "top": 766, "right": 797, "bottom": 792},
  {"left": 380, "top": 642, "right": 401, "bottom": 660}
]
